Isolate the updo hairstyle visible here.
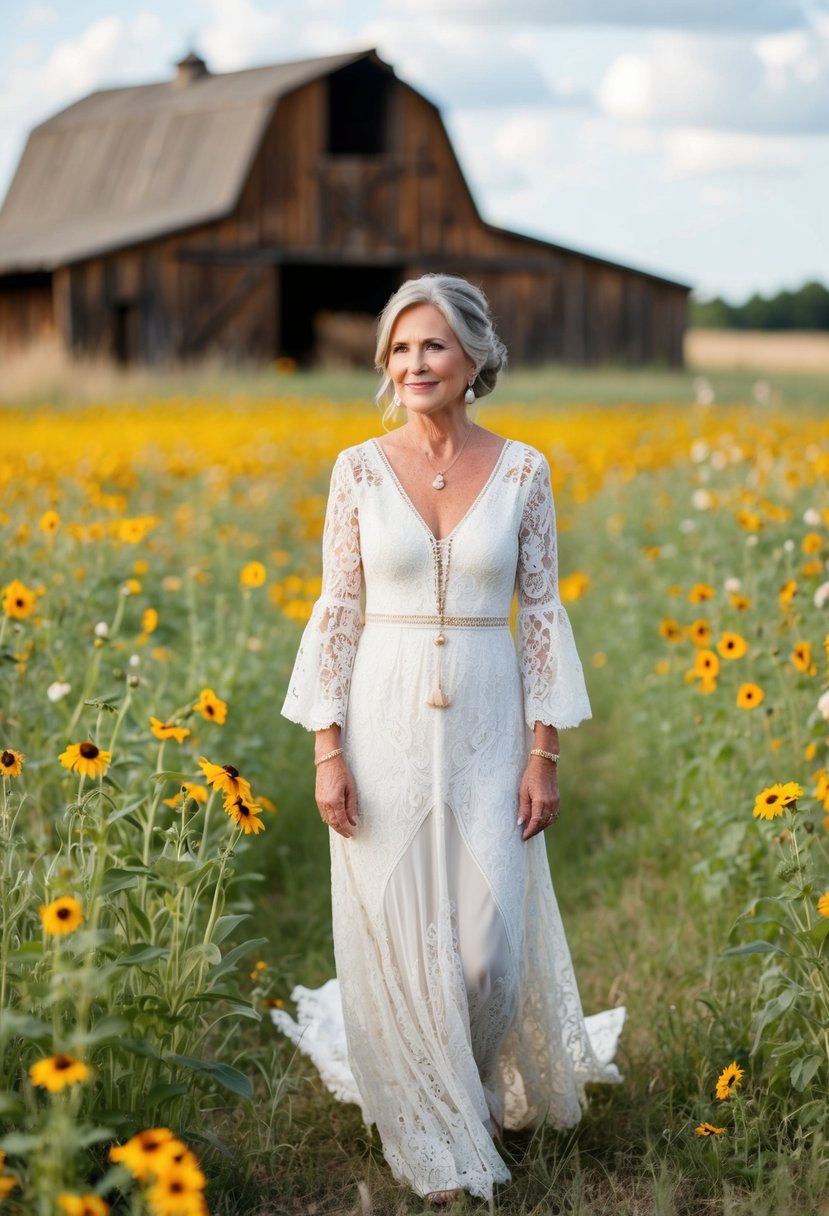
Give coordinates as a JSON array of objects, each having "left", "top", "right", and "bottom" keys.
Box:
[{"left": 374, "top": 274, "right": 508, "bottom": 421}]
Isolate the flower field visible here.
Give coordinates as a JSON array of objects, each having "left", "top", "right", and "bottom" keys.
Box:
[{"left": 3, "top": 382, "right": 829, "bottom": 1214}]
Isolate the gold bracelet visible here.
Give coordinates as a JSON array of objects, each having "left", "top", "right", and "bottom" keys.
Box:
[
  {"left": 315, "top": 747, "right": 344, "bottom": 766},
  {"left": 529, "top": 748, "right": 559, "bottom": 764}
]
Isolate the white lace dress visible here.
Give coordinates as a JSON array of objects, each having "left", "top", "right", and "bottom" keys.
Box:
[{"left": 277, "top": 437, "right": 625, "bottom": 1200}]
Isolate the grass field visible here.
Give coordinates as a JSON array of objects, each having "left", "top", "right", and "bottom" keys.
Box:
[{"left": 2, "top": 366, "right": 829, "bottom": 1215}]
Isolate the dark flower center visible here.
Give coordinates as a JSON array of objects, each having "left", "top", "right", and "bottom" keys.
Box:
[
  {"left": 223, "top": 765, "right": 239, "bottom": 778},
  {"left": 57, "top": 906, "right": 71, "bottom": 919},
  {"left": 79, "top": 742, "right": 99, "bottom": 759},
  {"left": 1, "top": 751, "right": 13, "bottom": 767},
  {"left": 15, "top": 598, "right": 24, "bottom": 608},
  {"left": 54, "top": 1055, "right": 72, "bottom": 1071},
  {"left": 206, "top": 703, "right": 215, "bottom": 716}
]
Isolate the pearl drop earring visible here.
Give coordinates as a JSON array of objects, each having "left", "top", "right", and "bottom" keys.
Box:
[{"left": 464, "top": 382, "right": 475, "bottom": 405}]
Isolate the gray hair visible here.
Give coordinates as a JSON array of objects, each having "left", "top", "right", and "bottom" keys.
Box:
[{"left": 374, "top": 274, "right": 508, "bottom": 420}]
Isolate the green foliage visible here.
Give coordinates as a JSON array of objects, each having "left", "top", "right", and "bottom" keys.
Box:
[{"left": 692, "top": 280, "right": 829, "bottom": 330}]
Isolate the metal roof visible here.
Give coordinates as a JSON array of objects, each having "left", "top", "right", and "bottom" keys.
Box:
[{"left": 0, "top": 50, "right": 369, "bottom": 274}]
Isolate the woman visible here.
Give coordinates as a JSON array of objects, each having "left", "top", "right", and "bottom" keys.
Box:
[{"left": 277, "top": 274, "right": 624, "bottom": 1206}]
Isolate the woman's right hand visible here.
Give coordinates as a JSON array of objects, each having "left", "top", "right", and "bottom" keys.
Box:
[{"left": 315, "top": 756, "right": 359, "bottom": 838}]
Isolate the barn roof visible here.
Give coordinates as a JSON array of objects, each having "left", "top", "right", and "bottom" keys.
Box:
[{"left": 0, "top": 49, "right": 369, "bottom": 274}]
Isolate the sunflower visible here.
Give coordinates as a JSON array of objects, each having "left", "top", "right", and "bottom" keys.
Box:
[
  {"left": 240, "top": 561, "right": 267, "bottom": 588},
  {"left": 694, "top": 1122, "right": 726, "bottom": 1137},
  {"left": 817, "top": 891, "right": 829, "bottom": 919},
  {"left": 2, "top": 578, "right": 37, "bottom": 619},
  {"left": 717, "top": 632, "right": 748, "bottom": 660},
  {"left": 29, "top": 1053, "right": 90, "bottom": 1093},
  {"left": 198, "top": 758, "right": 252, "bottom": 801},
  {"left": 109, "top": 1128, "right": 179, "bottom": 1181},
  {"left": 57, "top": 1194, "right": 110, "bottom": 1216},
  {"left": 150, "top": 717, "right": 190, "bottom": 743},
  {"left": 223, "top": 794, "right": 266, "bottom": 835},
  {"left": 792, "top": 642, "right": 814, "bottom": 674},
  {"left": 658, "top": 618, "right": 683, "bottom": 642},
  {"left": 736, "top": 683, "right": 764, "bottom": 710},
  {"left": 39, "top": 896, "right": 84, "bottom": 935},
  {"left": 715, "top": 1061, "right": 745, "bottom": 1100},
  {"left": 752, "top": 784, "right": 802, "bottom": 821},
  {"left": 694, "top": 650, "right": 720, "bottom": 679},
  {"left": 688, "top": 619, "right": 712, "bottom": 647},
  {"left": 58, "top": 741, "right": 112, "bottom": 779},
  {"left": 689, "top": 583, "right": 716, "bottom": 604},
  {"left": 192, "top": 688, "right": 227, "bottom": 725},
  {"left": 0, "top": 748, "right": 24, "bottom": 779}
]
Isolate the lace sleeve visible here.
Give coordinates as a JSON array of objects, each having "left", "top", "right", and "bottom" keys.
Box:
[
  {"left": 281, "top": 452, "right": 363, "bottom": 731},
  {"left": 516, "top": 454, "right": 591, "bottom": 730}
]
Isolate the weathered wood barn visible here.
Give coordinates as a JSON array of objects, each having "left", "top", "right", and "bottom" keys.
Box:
[{"left": 0, "top": 49, "right": 690, "bottom": 367}]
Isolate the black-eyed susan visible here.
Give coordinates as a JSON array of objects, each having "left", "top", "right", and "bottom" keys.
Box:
[
  {"left": 146, "top": 1164, "right": 207, "bottom": 1215},
  {"left": 0, "top": 748, "right": 24, "bottom": 779},
  {"left": 240, "top": 561, "right": 267, "bottom": 588},
  {"left": 58, "top": 741, "right": 112, "bottom": 779},
  {"left": 0, "top": 1175, "right": 18, "bottom": 1200},
  {"left": 39, "top": 896, "right": 84, "bottom": 935},
  {"left": 817, "top": 891, "right": 829, "bottom": 919},
  {"left": 698, "top": 675, "right": 718, "bottom": 695},
  {"left": 778, "top": 579, "right": 797, "bottom": 610},
  {"left": 258, "top": 794, "right": 278, "bottom": 815},
  {"left": 57, "top": 1194, "right": 110, "bottom": 1216},
  {"left": 559, "top": 571, "right": 590, "bottom": 602},
  {"left": 2, "top": 578, "right": 37, "bottom": 620},
  {"left": 192, "top": 688, "right": 227, "bottom": 725},
  {"left": 108, "top": 1128, "right": 179, "bottom": 1181},
  {"left": 198, "top": 758, "right": 252, "bottom": 801},
  {"left": 736, "top": 683, "right": 764, "bottom": 710},
  {"left": 688, "top": 619, "right": 712, "bottom": 647},
  {"left": 39, "top": 509, "right": 61, "bottom": 535},
  {"left": 792, "top": 641, "right": 815, "bottom": 674},
  {"left": 802, "top": 531, "right": 823, "bottom": 555},
  {"left": 658, "top": 618, "right": 683, "bottom": 642},
  {"left": 29, "top": 1052, "right": 90, "bottom": 1093},
  {"left": 223, "top": 793, "right": 266, "bottom": 835},
  {"left": 715, "top": 1061, "right": 745, "bottom": 1100},
  {"left": 689, "top": 583, "right": 716, "bottom": 603},
  {"left": 717, "top": 632, "right": 748, "bottom": 660},
  {"left": 694, "top": 1122, "right": 726, "bottom": 1137},
  {"left": 142, "top": 607, "right": 159, "bottom": 634},
  {"left": 694, "top": 650, "right": 720, "bottom": 679},
  {"left": 752, "top": 783, "right": 802, "bottom": 821},
  {"left": 728, "top": 591, "right": 752, "bottom": 612},
  {"left": 150, "top": 717, "right": 190, "bottom": 744},
  {"left": 735, "top": 510, "right": 763, "bottom": 532},
  {"left": 163, "top": 782, "right": 209, "bottom": 809}
]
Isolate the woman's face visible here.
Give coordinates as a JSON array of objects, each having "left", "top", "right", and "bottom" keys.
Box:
[{"left": 387, "top": 303, "right": 475, "bottom": 418}]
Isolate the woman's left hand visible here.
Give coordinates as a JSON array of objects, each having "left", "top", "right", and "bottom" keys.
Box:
[{"left": 517, "top": 756, "right": 560, "bottom": 842}]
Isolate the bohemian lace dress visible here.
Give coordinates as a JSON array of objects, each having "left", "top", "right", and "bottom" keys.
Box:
[{"left": 277, "top": 437, "right": 625, "bottom": 1201}]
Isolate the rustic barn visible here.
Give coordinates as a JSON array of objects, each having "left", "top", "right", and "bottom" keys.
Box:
[{"left": 0, "top": 49, "right": 690, "bottom": 368}]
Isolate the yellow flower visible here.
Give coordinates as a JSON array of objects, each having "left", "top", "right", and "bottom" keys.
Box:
[
  {"left": 715, "top": 1061, "right": 745, "bottom": 1100},
  {"left": 39, "top": 509, "right": 61, "bottom": 535},
  {"left": 805, "top": 742, "right": 818, "bottom": 762},
  {"left": 752, "top": 784, "right": 802, "bottom": 821},
  {"left": 123, "top": 578, "right": 142, "bottom": 595},
  {"left": 240, "top": 561, "right": 267, "bottom": 588},
  {"left": 658, "top": 618, "right": 683, "bottom": 642},
  {"left": 729, "top": 592, "right": 752, "bottom": 612},
  {"left": 791, "top": 641, "right": 815, "bottom": 674},
  {"left": 142, "top": 608, "right": 159, "bottom": 634},
  {"left": 688, "top": 619, "right": 712, "bottom": 648},
  {"left": 29, "top": 1053, "right": 90, "bottom": 1093},
  {"left": 802, "top": 531, "right": 823, "bottom": 555},
  {"left": 39, "top": 896, "right": 84, "bottom": 935},
  {"left": 0, "top": 748, "right": 24, "bottom": 779},
  {"left": 150, "top": 717, "right": 190, "bottom": 743},
  {"left": 258, "top": 794, "right": 278, "bottom": 814},
  {"left": 689, "top": 583, "right": 716, "bottom": 603},
  {"left": 57, "top": 1194, "right": 110, "bottom": 1216},
  {"left": 559, "top": 571, "right": 590, "bottom": 602},
  {"left": 736, "top": 510, "right": 763, "bottom": 532},
  {"left": 2, "top": 578, "right": 37, "bottom": 619},
  {"left": 694, "top": 1122, "right": 726, "bottom": 1137},
  {"left": 109, "top": 1128, "right": 180, "bottom": 1182},
  {"left": 146, "top": 1166, "right": 207, "bottom": 1216},
  {"left": 163, "top": 782, "right": 208, "bottom": 809},
  {"left": 0, "top": 1176, "right": 18, "bottom": 1199},
  {"left": 698, "top": 675, "right": 718, "bottom": 695},
  {"left": 778, "top": 579, "right": 797, "bottom": 610},
  {"left": 736, "top": 683, "right": 764, "bottom": 710},
  {"left": 717, "top": 632, "right": 748, "bottom": 660},
  {"left": 694, "top": 650, "right": 720, "bottom": 679},
  {"left": 817, "top": 891, "right": 829, "bottom": 919},
  {"left": 192, "top": 688, "right": 227, "bottom": 725},
  {"left": 58, "top": 741, "right": 112, "bottom": 779},
  {"left": 223, "top": 793, "right": 266, "bottom": 835},
  {"left": 198, "top": 758, "right": 252, "bottom": 801}
]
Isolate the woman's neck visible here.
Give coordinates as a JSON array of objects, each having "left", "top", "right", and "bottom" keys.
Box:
[{"left": 405, "top": 408, "right": 474, "bottom": 454}]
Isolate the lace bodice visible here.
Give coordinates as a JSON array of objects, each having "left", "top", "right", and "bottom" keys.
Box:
[{"left": 282, "top": 438, "right": 591, "bottom": 732}]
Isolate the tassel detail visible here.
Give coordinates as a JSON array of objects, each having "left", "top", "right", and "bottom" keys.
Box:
[
  {"left": 426, "top": 686, "right": 450, "bottom": 709},
  {"left": 426, "top": 629, "right": 449, "bottom": 707}
]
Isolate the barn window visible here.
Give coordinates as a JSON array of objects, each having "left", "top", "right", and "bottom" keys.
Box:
[{"left": 327, "top": 60, "right": 391, "bottom": 156}]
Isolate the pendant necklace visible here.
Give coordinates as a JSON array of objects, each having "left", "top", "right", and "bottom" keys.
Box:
[{"left": 420, "top": 424, "right": 475, "bottom": 490}]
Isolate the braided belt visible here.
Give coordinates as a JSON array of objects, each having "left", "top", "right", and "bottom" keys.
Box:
[{"left": 364, "top": 613, "right": 509, "bottom": 628}]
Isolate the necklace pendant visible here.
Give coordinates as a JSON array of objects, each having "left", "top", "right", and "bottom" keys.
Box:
[{"left": 432, "top": 474, "right": 445, "bottom": 490}]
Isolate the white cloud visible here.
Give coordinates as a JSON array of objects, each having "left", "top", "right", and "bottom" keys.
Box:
[
  {"left": 197, "top": 0, "right": 359, "bottom": 69},
  {"left": 661, "top": 127, "right": 807, "bottom": 177},
  {"left": 385, "top": 0, "right": 810, "bottom": 32}
]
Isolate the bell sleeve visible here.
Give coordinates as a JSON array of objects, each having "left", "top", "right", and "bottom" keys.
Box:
[
  {"left": 281, "top": 452, "right": 363, "bottom": 731},
  {"left": 516, "top": 454, "right": 592, "bottom": 730}
]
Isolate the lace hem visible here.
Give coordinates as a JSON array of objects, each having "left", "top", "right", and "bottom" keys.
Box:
[
  {"left": 516, "top": 602, "right": 592, "bottom": 729},
  {"left": 281, "top": 598, "right": 364, "bottom": 731}
]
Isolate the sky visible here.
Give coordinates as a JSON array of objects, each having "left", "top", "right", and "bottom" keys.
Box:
[{"left": 0, "top": 0, "right": 827, "bottom": 301}]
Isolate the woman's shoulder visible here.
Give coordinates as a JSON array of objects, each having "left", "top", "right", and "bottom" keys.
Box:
[
  {"left": 497, "top": 437, "right": 548, "bottom": 486},
  {"left": 332, "top": 439, "right": 384, "bottom": 486}
]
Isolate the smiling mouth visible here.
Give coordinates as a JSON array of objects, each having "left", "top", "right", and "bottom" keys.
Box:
[{"left": 406, "top": 381, "right": 438, "bottom": 388}]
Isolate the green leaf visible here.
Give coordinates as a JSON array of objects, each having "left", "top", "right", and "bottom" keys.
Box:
[
  {"left": 116, "top": 944, "right": 169, "bottom": 966},
  {"left": 126, "top": 895, "right": 152, "bottom": 939},
  {"left": 0, "top": 1012, "right": 52, "bottom": 1040},
  {"left": 0, "top": 1132, "right": 42, "bottom": 1153},
  {"left": 0, "top": 1092, "right": 24, "bottom": 1119},
  {"left": 722, "top": 941, "right": 790, "bottom": 958},
  {"left": 805, "top": 918, "right": 829, "bottom": 948},
  {"left": 147, "top": 1081, "right": 189, "bottom": 1107},
  {"left": 211, "top": 913, "right": 250, "bottom": 945},
  {"left": 209, "top": 937, "right": 268, "bottom": 984},
  {"left": 100, "top": 868, "right": 141, "bottom": 896},
  {"left": 118, "top": 1038, "right": 162, "bottom": 1060},
  {"left": 83, "top": 697, "right": 121, "bottom": 713},
  {"left": 169, "top": 1053, "right": 252, "bottom": 1101},
  {"left": 791, "top": 1054, "right": 823, "bottom": 1091},
  {"left": 151, "top": 771, "right": 199, "bottom": 783}
]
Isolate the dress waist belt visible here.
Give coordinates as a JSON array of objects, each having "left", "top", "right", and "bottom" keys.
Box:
[{"left": 364, "top": 613, "right": 509, "bottom": 628}]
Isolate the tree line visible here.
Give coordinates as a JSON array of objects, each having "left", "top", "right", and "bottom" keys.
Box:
[{"left": 691, "top": 280, "right": 829, "bottom": 330}]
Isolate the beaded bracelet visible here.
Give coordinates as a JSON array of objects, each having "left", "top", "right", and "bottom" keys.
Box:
[
  {"left": 315, "top": 747, "right": 344, "bottom": 767},
  {"left": 529, "top": 748, "right": 560, "bottom": 764}
]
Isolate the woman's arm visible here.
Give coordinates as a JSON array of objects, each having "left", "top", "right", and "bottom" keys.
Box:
[{"left": 314, "top": 724, "right": 359, "bottom": 839}]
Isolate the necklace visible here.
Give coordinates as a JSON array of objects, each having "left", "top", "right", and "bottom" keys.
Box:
[{"left": 416, "top": 425, "right": 475, "bottom": 490}]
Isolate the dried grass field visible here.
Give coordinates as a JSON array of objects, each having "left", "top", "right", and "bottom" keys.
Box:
[{"left": 2, "top": 363, "right": 829, "bottom": 1215}]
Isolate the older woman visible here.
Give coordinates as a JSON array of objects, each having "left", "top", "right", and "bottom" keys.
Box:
[{"left": 278, "top": 274, "right": 624, "bottom": 1206}]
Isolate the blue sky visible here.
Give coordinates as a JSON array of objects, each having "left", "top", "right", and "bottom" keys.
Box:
[{"left": 1, "top": 0, "right": 827, "bottom": 301}]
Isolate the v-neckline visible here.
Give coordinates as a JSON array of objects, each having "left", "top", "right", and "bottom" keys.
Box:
[{"left": 372, "top": 437, "right": 512, "bottom": 544}]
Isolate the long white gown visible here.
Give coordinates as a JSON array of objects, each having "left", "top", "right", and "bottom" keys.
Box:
[{"left": 277, "top": 437, "right": 625, "bottom": 1200}]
